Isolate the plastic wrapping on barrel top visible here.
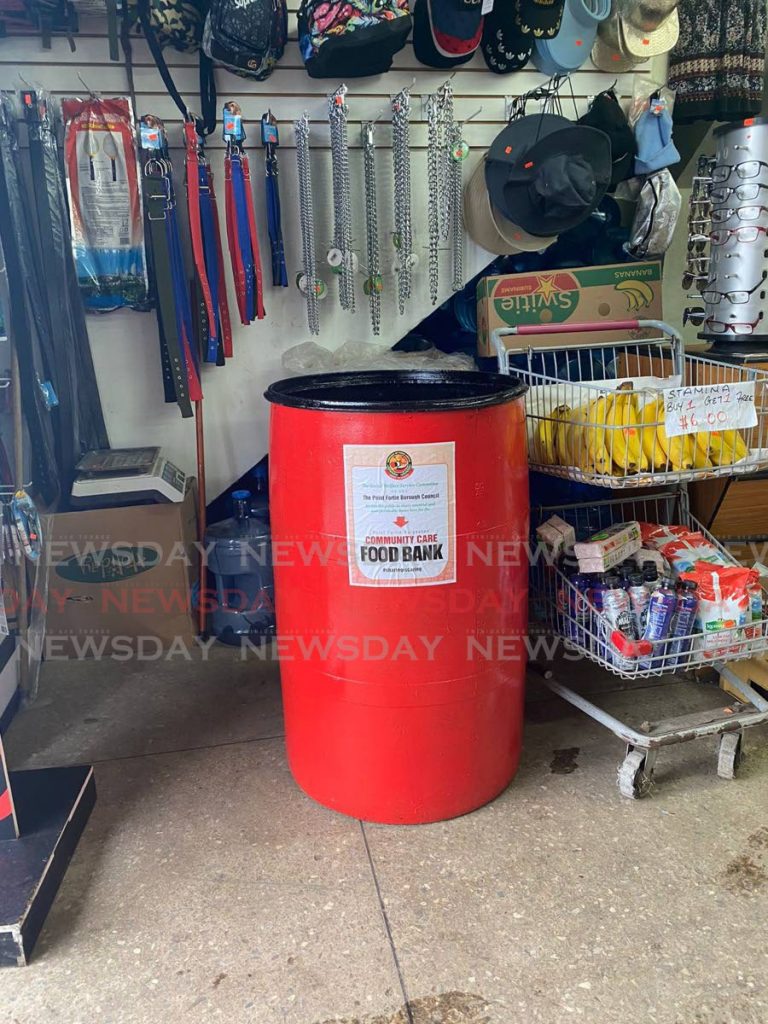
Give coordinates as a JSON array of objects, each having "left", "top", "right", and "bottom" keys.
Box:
[{"left": 265, "top": 370, "right": 529, "bottom": 825}]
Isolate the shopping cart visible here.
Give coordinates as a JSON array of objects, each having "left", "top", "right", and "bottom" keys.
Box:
[{"left": 495, "top": 319, "right": 768, "bottom": 798}]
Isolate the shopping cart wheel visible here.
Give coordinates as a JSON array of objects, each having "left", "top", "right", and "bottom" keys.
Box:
[
  {"left": 717, "top": 732, "right": 744, "bottom": 780},
  {"left": 617, "top": 749, "right": 654, "bottom": 799}
]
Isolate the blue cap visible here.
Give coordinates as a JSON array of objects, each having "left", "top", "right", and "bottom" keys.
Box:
[
  {"left": 532, "top": 0, "right": 610, "bottom": 75},
  {"left": 231, "top": 489, "right": 252, "bottom": 500},
  {"left": 634, "top": 105, "right": 680, "bottom": 175}
]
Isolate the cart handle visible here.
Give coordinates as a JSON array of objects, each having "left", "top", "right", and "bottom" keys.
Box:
[
  {"left": 491, "top": 319, "right": 683, "bottom": 375},
  {"left": 504, "top": 319, "right": 649, "bottom": 335}
]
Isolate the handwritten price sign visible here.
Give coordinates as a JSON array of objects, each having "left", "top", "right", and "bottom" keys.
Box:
[{"left": 662, "top": 382, "right": 757, "bottom": 438}]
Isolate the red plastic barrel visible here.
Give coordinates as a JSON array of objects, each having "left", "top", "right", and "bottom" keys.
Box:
[{"left": 265, "top": 370, "right": 529, "bottom": 824}]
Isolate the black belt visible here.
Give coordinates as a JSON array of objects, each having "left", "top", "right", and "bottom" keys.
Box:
[{"left": 144, "top": 175, "right": 193, "bottom": 419}]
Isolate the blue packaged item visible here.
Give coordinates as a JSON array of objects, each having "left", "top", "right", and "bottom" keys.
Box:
[
  {"left": 634, "top": 103, "right": 681, "bottom": 176},
  {"left": 642, "top": 577, "right": 677, "bottom": 669},
  {"left": 667, "top": 580, "right": 699, "bottom": 670}
]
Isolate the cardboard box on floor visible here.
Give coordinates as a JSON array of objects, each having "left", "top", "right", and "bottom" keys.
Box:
[
  {"left": 44, "top": 485, "right": 198, "bottom": 657},
  {"left": 477, "top": 261, "right": 663, "bottom": 357}
]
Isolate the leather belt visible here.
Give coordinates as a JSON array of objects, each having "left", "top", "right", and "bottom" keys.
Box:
[{"left": 224, "top": 139, "right": 265, "bottom": 325}]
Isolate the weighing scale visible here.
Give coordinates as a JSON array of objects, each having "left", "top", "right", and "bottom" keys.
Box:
[{"left": 71, "top": 447, "right": 188, "bottom": 508}]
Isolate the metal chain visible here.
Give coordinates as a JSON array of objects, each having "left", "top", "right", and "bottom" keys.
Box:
[
  {"left": 294, "top": 113, "right": 320, "bottom": 335},
  {"left": 328, "top": 85, "right": 355, "bottom": 314},
  {"left": 361, "top": 120, "right": 382, "bottom": 336},
  {"left": 449, "top": 120, "right": 464, "bottom": 293},
  {"left": 437, "top": 81, "right": 454, "bottom": 242},
  {"left": 426, "top": 93, "right": 441, "bottom": 306},
  {"left": 391, "top": 87, "right": 414, "bottom": 316}
]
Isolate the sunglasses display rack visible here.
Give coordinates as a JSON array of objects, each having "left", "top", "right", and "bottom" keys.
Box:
[{"left": 688, "top": 119, "right": 768, "bottom": 347}]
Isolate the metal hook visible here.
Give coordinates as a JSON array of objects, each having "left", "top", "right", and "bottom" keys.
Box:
[
  {"left": 392, "top": 77, "right": 416, "bottom": 99},
  {"left": 463, "top": 106, "right": 483, "bottom": 124},
  {"left": 77, "top": 71, "right": 97, "bottom": 96}
]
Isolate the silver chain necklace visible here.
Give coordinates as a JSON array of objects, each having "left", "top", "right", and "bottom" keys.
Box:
[
  {"left": 391, "top": 87, "right": 414, "bottom": 316},
  {"left": 294, "top": 113, "right": 321, "bottom": 335},
  {"left": 437, "top": 81, "right": 455, "bottom": 243},
  {"left": 328, "top": 85, "right": 355, "bottom": 314},
  {"left": 448, "top": 119, "right": 466, "bottom": 293},
  {"left": 426, "top": 93, "right": 441, "bottom": 306},
  {"left": 361, "top": 120, "right": 382, "bottom": 336}
]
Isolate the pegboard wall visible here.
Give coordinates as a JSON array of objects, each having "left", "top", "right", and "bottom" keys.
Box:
[{"left": 0, "top": 16, "right": 653, "bottom": 495}]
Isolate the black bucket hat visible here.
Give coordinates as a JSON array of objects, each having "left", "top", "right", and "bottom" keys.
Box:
[
  {"left": 482, "top": 0, "right": 533, "bottom": 72},
  {"left": 413, "top": 0, "right": 476, "bottom": 68},
  {"left": 484, "top": 113, "right": 612, "bottom": 236},
  {"left": 515, "top": 0, "right": 566, "bottom": 37},
  {"left": 578, "top": 88, "right": 636, "bottom": 185}
]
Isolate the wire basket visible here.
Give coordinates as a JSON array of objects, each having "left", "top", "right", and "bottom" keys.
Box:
[
  {"left": 494, "top": 322, "right": 768, "bottom": 489},
  {"left": 531, "top": 493, "right": 768, "bottom": 680}
]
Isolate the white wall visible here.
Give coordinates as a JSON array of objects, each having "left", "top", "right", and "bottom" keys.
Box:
[{"left": 2, "top": 19, "right": 651, "bottom": 497}]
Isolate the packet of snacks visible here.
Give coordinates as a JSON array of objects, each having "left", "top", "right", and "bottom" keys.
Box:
[
  {"left": 679, "top": 563, "right": 757, "bottom": 660},
  {"left": 643, "top": 526, "right": 731, "bottom": 574}
]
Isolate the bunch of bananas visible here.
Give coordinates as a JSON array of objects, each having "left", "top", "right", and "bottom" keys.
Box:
[{"left": 534, "top": 383, "right": 750, "bottom": 476}]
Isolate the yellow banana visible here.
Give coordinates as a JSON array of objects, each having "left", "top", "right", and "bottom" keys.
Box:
[
  {"left": 697, "top": 430, "right": 745, "bottom": 466},
  {"left": 639, "top": 398, "right": 669, "bottom": 471},
  {"left": 721, "top": 429, "right": 748, "bottom": 462},
  {"left": 692, "top": 440, "right": 713, "bottom": 469},
  {"left": 535, "top": 417, "right": 557, "bottom": 465},
  {"left": 654, "top": 415, "right": 694, "bottom": 470},
  {"left": 582, "top": 395, "right": 613, "bottom": 475},
  {"left": 551, "top": 405, "right": 572, "bottom": 466},
  {"left": 605, "top": 384, "right": 643, "bottom": 474}
]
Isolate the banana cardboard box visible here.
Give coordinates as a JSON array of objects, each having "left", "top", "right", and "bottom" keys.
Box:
[{"left": 476, "top": 261, "right": 663, "bottom": 357}]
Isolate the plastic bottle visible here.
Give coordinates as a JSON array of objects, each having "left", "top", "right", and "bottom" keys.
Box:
[
  {"left": 642, "top": 562, "right": 661, "bottom": 594},
  {"left": 642, "top": 577, "right": 678, "bottom": 670},
  {"left": 588, "top": 573, "right": 611, "bottom": 659},
  {"left": 602, "top": 581, "right": 638, "bottom": 670},
  {"left": 667, "top": 580, "right": 699, "bottom": 671},
  {"left": 627, "top": 573, "right": 650, "bottom": 637},
  {"left": 745, "top": 581, "right": 764, "bottom": 650},
  {"left": 558, "top": 572, "right": 589, "bottom": 646},
  {"left": 205, "top": 489, "right": 275, "bottom": 646}
]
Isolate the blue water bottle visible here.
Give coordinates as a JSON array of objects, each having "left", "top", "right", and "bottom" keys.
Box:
[
  {"left": 667, "top": 580, "right": 699, "bottom": 671},
  {"left": 642, "top": 576, "right": 678, "bottom": 670}
]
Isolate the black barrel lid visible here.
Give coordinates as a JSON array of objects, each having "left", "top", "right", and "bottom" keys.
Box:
[{"left": 264, "top": 370, "right": 527, "bottom": 412}]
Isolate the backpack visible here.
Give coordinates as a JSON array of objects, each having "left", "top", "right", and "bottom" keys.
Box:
[
  {"left": 125, "top": 0, "right": 207, "bottom": 51},
  {"left": 131, "top": 0, "right": 217, "bottom": 135},
  {"left": 298, "top": 0, "right": 411, "bottom": 79},
  {"left": 202, "top": 0, "right": 287, "bottom": 80},
  {"left": 0, "top": 0, "right": 78, "bottom": 48}
]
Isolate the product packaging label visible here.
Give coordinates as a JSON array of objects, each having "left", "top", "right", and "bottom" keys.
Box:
[{"left": 344, "top": 442, "right": 456, "bottom": 587}]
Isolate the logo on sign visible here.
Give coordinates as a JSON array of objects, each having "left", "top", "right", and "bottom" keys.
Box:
[
  {"left": 493, "top": 272, "right": 579, "bottom": 326},
  {"left": 56, "top": 546, "right": 160, "bottom": 584},
  {"left": 385, "top": 451, "right": 413, "bottom": 480}
]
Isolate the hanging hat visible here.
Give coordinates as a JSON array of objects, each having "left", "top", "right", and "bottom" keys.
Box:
[
  {"left": 464, "top": 158, "right": 558, "bottom": 253},
  {"left": 481, "top": 1, "right": 533, "bottom": 73},
  {"left": 591, "top": 14, "right": 642, "bottom": 73},
  {"left": 427, "top": 0, "right": 484, "bottom": 59},
  {"left": 532, "top": 0, "right": 610, "bottom": 74},
  {"left": 616, "top": 0, "right": 679, "bottom": 59},
  {"left": 578, "top": 87, "right": 636, "bottom": 185},
  {"left": 634, "top": 102, "right": 681, "bottom": 175},
  {"left": 485, "top": 113, "right": 612, "bottom": 236},
  {"left": 515, "top": 0, "right": 566, "bottom": 38},
  {"left": 413, "top": 0, "right": 476, "bottom": 67}
]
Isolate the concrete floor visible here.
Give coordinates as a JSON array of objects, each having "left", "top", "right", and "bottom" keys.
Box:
[{"left": 1, "top": 650, "right": 768, "bottom": 1024}]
